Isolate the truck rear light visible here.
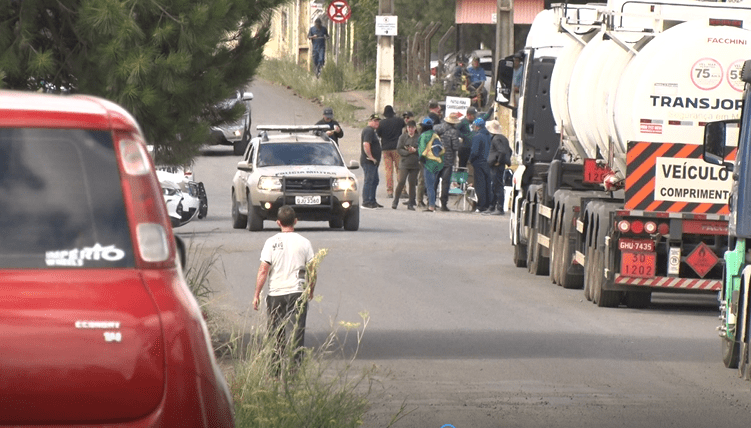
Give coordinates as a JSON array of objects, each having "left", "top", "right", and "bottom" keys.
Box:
[
  {"left": 644, "top": 221, "right": 657, "bottom": 234},
  {"left": 618, "top": 220, "right": 630, "bottom": 233},
  {"left": 116, "top": 133, "right": 174, "bottom": 267},
  {"left": 658, "top": 222, "right": 670, "bottom": 235},
  {"left": 630, "top": 220, "right": 644, "bottom": 234}
]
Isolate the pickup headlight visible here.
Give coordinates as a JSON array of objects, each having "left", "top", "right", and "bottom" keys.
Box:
[
  {"left": 333, "top": 177, "right": 357, "bottom": 191},
  {"left": 258, "top": 176, "right": 282, "bottom": 191}
]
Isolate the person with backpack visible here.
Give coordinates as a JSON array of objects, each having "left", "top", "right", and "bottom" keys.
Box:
[
  {"left": 417, "top": 117, "right": 444, "bottom": 212},
  {"left": 469, "top": 117, "right": 492, "bottom": 213},
  {"left": 486, "top": 120, "right": 512, "bottom": 215},
  {"left": 435, "top": 112, "right": 463, "bottom": 211}
]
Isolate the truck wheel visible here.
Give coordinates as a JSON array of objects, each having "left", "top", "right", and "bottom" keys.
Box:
[
  {"left": 514, "top": 242, "right": 527, "bottom": 268},
  {"left": 549, "top": 224, "right": 561, "bottom": 285},
  {"left": 583, "top": 247, "right": 594, "bottom": 302},
  {"left": 722, "top": 336, "right": 740, "bottom": 369},
  {"left": 527, "top": 228, "right": 549, "bottom": 276},
  {"left": 343, "top": 205, "right": 360, "bottom": 231},
  {"left": 247, "top": 194, "right": 263, "bottom": 231},
  {"left": 231, "top": 190, "right": 247, "bottom": 229},
  {"left": 560, "top": 219, "right": 583, "bottom": 290},
  {"left": 625, "top": 291, "right": 651, "bottom": 309}
]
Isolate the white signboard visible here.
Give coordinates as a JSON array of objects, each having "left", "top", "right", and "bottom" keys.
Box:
[
  {"left": 654, "top": 157, "right": 732, "bottom": 204},
  {"left": 444, "top": 96, "right": 471, "bottom": 118},
  {"left": 375, "top": 15, "right": 398, "bottom": 36}
]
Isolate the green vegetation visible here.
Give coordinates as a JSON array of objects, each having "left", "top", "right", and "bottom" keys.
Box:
[{"left": 0, "top": 0, "right": 288, "bottom": 165}]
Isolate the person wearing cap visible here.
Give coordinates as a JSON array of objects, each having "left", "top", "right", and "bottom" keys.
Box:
[
  {"left": 361, "top": 113, "right": 383, "bottom": 209},
  {"left": 308, "top": 18, "right": 329, "bottom": 76},
  {"left": 417, "top": 117, "right": 443, "bottom": 212},
  {"left": 427, "top": 100, "right": 442, "bottom": 125},
  {"left": 486, "top": 120, "right": 512, "bottom": 215},
  {"left": 315, "top": 107, "right": 343, "bottom": 146},
  {"left": 402, "top": 111, "right": 415, "bottom": 131},
  {"left": 457, "top": 106, "right": 478, "bottom": 169},
  {"left": 377, "top": 105, "right": 404, "bottom": 199},
  {"left": 435, "top": 111, "right": 464, "bottom": 211},
  {"left": 467, "top": 57, "right": 487, "bottom": 106},
  {"left": 392, "top": 120, "right": 420, "bottom": 210},
  {"left": 469, "top": 117, "right": 492, "bottom": 213}
]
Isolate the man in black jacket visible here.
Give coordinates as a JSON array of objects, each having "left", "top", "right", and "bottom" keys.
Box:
[
  {"left": 377, "top": 105, "right": 404, "bottom": 198},
  {"left": 315, "top": 107, "right": 344, "bottom": 146},
  {"left": 486, "top": 120, "right": 512, "bottom": 214}
]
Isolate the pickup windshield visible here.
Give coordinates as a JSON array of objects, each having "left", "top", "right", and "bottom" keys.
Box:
[{"left": 257, "top": 142, "right": 344, "bottom": 167}]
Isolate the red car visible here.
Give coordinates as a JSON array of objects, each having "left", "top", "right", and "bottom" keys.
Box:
[{"left": 0, "top": 90, "right": 234, "bottom": 427}]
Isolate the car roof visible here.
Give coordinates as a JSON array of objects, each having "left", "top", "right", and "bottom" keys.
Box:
[{"left": 0, "top": 90, "right": 142, "bottom": 133}]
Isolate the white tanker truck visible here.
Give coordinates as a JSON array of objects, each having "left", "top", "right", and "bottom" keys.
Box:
[{"left": 499, "top": 0, "right": 749, "bottom": 308}]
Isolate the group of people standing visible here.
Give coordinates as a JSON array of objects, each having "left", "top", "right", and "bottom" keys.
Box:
[{"left": 359, "top": 102, "right": 512, "bottom": 214}]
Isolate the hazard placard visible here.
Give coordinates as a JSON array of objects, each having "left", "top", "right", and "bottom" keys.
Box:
[
  {"left": 685, "top": 241, "right": 719, "bottom": 278},
  {"left": 327, "top": 0, "right": 351, "bottom": 24}
]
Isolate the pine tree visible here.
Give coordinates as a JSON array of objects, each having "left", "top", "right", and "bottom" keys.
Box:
[{"left": 0, "top": 0, "right": 287, "bottom": 164}]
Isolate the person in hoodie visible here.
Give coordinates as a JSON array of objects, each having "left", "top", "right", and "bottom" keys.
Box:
[
  {"left": 469, "top": 117, "right": 492, "bottom": 213},
  {"left": 376, "top": 105, "right": 404, "bottom": 198}
]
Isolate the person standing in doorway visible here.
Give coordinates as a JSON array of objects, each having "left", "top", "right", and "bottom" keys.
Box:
[
  {"left": 361, "top": 113, "right": 383, "bottom": 209},
  {"left": 308, "top": 18, "right": 329, "bottom": 77},
  {"left": 253, "top": 206, "right": 315, "bottom": 373},
  {"left": 377, "top": 105, "right": 404, "bottom": 199}
]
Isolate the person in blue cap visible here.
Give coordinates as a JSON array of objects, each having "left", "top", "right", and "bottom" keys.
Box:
[{"left": 468, "top": 117, "right": 492, "bottom": 213}]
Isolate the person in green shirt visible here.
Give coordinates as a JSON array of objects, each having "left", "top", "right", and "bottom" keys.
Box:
[{"left": 417, "top": 117, "right": 444, "bottom": 212}]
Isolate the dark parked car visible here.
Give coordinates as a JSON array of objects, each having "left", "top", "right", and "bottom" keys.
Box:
[
  {"left": 210, "top": 90, "right": 253, "bottom": 155},
  {"left": 0, "top": 90, "right": 234, "bottom": 427}
]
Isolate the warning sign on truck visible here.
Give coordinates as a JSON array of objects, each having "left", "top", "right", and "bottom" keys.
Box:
[
  {"left": 625, "top": 141, "right": 735, "bottom": 214},
  {"left": 655, "top": 157, "right": 731, "bottom": 204}
]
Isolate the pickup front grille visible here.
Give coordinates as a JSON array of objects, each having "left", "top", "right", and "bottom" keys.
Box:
[{"left": 284, "top": 178, "right": 331, "bottom": 192}]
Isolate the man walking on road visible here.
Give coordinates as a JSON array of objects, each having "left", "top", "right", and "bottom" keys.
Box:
[
  {"left": 308, "top": 18, "right": 329, "bottom": 77},
  {"left": 253, "top": 206, "right": 315, "bottom": 372},
  {"left": 361, "top": 113, "right": 383, "bottom": 209}
]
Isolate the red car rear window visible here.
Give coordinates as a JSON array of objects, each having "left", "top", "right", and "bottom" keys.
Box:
[{"left": 0, "top": 129, "right": 135, "bottom": 268}]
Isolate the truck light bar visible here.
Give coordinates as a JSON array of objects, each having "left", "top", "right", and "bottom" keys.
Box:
[{"left": 256, "top": 125, "right": 331, "bottom": 133}]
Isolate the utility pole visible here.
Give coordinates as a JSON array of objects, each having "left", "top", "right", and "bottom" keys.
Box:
[
  {"left": 375, "top": 0, "right": 395, "bottom": 115},
  {"left": 495, "top": 0, "right": 514, "bottom": 69}
]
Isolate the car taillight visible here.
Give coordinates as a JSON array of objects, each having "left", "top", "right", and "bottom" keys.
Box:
[{"left": 116, "top": 131, "right": 174, "bottom": 267}]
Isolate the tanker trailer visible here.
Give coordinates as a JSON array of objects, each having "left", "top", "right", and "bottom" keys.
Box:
[{"left": 509, "top": 0, "right": 749, "bottom": 308}]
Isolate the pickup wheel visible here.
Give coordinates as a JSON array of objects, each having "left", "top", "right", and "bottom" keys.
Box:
[
  {"left": 231, "top": 190, "right": 247, "bottom": 229},
  {"left": 233, "top": 134, "right": 248, "bottom": 156},
  {"left": 247, "top": 193, "right": 263, "bottom": 231},
  {"left": 329, "top": 216, "right": 344, "bottom": 229},
  {"left": 343, "top": 205, "right": 360, "bottom": 231}
]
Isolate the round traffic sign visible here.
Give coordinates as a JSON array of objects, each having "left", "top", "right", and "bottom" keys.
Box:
[{"left": 327, "top": 0, "right": 351, "bottom": 24}]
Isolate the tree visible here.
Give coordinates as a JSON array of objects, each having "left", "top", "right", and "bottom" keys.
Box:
[{"left": 0, "top": 0, "right": 288, "bottom": 165}]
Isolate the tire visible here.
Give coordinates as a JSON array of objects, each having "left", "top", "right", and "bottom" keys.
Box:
[
  {"left": 550, "top": 226, "right": 562, "bottom": 285},
  {"left": 247, "top": 194, "right": 263, "bottom": 231},
  {"left": 198, "top": 197, "right": 208, "bottom": 219},
  {"left": 723, "top": 284, "right": 745, "bottom": 368},
  {"left": 595, "top": 249, "right": 621, "bottom": 308},
  {"left": 527, "top": 228, "right": 549, "bottom": 276},
  {"left": 329, "top": 216, "right": 343, "bottom": 229},
  {"left": 343, "top": 205, "right": 360, "bottom": 231},
  {"left": 231, "top": 190, "right": 247, "bottom": 229},
  {"left": 560, "top": 220, "right": 583, "bottom": 290},
  {"left": 583, "top": 245, "right": 594, "bottom": 302},
  {"left": 233, "top": 135, "right": 248, "bottom": 156},
  {"left": 625, "top": 291, "right": 651, "bottom": 309},
  {"left": 514, "top": 242, "right": 528, "bottom": 268}
]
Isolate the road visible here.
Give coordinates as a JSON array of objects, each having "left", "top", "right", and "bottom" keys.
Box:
[{"left": 176, "top": 79, "right": 751, "bottom": 428}]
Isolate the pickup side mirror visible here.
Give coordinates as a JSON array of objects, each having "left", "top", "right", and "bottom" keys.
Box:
[
  {"left": 237, "top": 160, "right": 253, "bottom": 172},
  {"left": 348, "top": 160, "right": 360, "bottom": 170},
  {"left": 703, "top": 120, "right": 737, "bottom": 171},
  {"left": 242, "top": 91, "right": 254, "bottom": 101}
]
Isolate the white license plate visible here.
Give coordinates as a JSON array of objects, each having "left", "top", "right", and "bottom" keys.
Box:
[{"left": 295, "top": 195, "right": 321, "bottom": 205}]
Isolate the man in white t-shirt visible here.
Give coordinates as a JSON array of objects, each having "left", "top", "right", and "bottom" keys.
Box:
[{"left": 254, "top": 206, "right": 315, "bottom": 368}]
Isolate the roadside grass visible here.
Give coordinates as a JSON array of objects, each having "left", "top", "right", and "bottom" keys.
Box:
[
  {"left": 259, "top": 55, "right": 447, "bottom": 125},
  {"left": 184, "top": 244, "right": 408, "bottom": 426}
]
